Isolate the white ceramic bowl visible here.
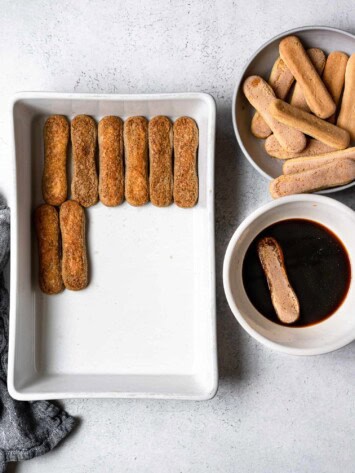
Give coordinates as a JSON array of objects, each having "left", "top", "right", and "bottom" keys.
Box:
[
  {"left": 232, "top": 26, "right": 355, "bottom": 194},
  {"left": 223, "top": 194, "right": 355, "bottom": 355}
]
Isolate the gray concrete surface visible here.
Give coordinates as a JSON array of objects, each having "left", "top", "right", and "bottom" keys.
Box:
[{"left": 0, "top": 1, "right": 354, "bottom": 472}]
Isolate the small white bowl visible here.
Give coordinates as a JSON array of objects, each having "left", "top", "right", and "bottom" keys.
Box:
[
  {"left": 232, "top": 26, "right": 355, "bottom": 194},
  {"left": 223, "top": 194, "right": 355, "bottom": 355}
]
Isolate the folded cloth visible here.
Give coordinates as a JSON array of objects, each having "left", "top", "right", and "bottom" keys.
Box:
[{"left": 0, "top": 204, "right": 75, "bottom": 472}]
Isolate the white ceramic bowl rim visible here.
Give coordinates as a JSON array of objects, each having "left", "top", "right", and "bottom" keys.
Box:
[
  {"left": 231, "top": 25, "right": 355, "bottom": 193},
  {"left": 223, "top": 194, "right": 355, "bottom": 356}
]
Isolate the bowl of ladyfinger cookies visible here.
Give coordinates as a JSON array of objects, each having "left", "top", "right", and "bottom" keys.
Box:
[{"left": 233, "top": 26, "right": 355, "bottom": 197}]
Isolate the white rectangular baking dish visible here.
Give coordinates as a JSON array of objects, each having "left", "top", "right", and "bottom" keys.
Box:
[{"left": 7, "top": 92, "right": 217, "bottom": 400}]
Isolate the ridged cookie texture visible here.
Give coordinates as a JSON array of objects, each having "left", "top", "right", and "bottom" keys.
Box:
[
  {"left": 149, "top": 116, "right": 173, "bottom": 207},
  {"left": 173, "top": 117, "right": 199, "bottom": 208},
  {"left": 60, "top": 200, "right": 88, "bottom": 291},
  {"left": 71, "top": 115, "right": 98, "bottom": 208},
  {"left": 35, "top": 204, "right": 64, "bottom": 295},
  {"left": 98, "top": 116, "right": 124, "bottom": 207},
  {"left": 42, "top": 115, "right": 69, "bottom": 206},
  {"left": 124, "top": 116, "right": 149, "bottom": 206}
]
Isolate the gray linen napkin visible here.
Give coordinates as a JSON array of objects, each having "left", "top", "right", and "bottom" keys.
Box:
[{"left": 0, "top": 205, "right": 75, "bottom": 472}]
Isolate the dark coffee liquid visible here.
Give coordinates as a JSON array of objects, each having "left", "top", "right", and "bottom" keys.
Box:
[{"left": 242, "top": 219, "right": 351, "bottom": 327}]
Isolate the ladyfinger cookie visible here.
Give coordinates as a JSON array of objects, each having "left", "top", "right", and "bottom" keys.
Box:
[
  {"left": 251, "top": 57, "right": 294, "bottom": 139},
  {"left": 173, "top": 117, "right": 199, "bottom": 208},
  {"left": 257, "top": 236, "right": 299, "bottom": 324},
  {"left": 337, "top": 54, "right": 355, "bottom": 141},
  {"left": 35, "top": 204, "right": 63, "bottom": 295},
  {"left": 124, "top": 116, "right": 149, "bottom": 206},
  {"left": 265, "top": 135, "right": 334, "bottom": 160},
  {"left": 98, "top": 116, "right": 124, "bottom": 207},
  {"left": 323, "top": 51, "right": 348, "bottom": 123},
  {"left": 251, "top": 112, "right": 273, "bottom": 139},
  {"left": 71, "top": 115, "right": 98, "bottom": 208},
  {"left": 42, "top": 115, "right": 69, "bottom": 206},
  {"left": 283, "top": 147, "right": 355, "bottom": 175},
  {"left": 243, "top": 76, "right": 306, "bottom": 153},
  {"left": 290, "top": 48, "right": 326, "bottom": 112},
  {"left": 148, "top": 116, "right": 173, "bottom": 207},
  {"left": 279, "top": 36, "right": 336, "bottom": 119},
  {"left": 269, "top": 99, "right": 350, "bottom": 150},
  {"left": 269, "top": 56, "right": 295, "bottom": 99},
  {"left": 270, "top": 159, "right": 355, "bottom": 198},
  {"left": 60, "top": 200, "right": 88, "bottom": 291}
]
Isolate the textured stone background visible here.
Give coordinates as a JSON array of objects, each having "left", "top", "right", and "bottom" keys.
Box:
[{"left": 1, "top": 1, "right": 354, "bottom": 472}]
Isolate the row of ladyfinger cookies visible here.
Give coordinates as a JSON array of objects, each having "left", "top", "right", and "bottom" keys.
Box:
[
  {"left": 36, "top": 114, "right": 200, "bottom": 295},
  {"left": 43, "top": 114, "right": 199, "bottom": 209},
  {"left": 243, "top": 35, "right": 355, "bottom": 197}
]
